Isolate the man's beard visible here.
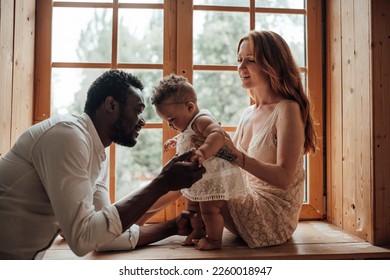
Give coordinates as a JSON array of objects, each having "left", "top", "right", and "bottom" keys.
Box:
[{"left": 110, "top": 115, "right": 137, "bottom": 148}]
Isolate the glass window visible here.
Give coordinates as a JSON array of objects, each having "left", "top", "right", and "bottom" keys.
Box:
[
  {"left": 193, "top": 71, "right": 248, "bottom": 126},
  {"left": 115, "top": 129, "right": 162, "bottom": 200},
  {"left": 118, "top": 9, "right": 163, "bottom": 64},
  {"left": 255, "top": 0, "right": 305, "bottom": 9},
  {"left": 255, "top": 13, "right": 306, "bottom": 66},
  {"left": 52, "top": 8, "right": 112, "bottom": 63},
  {"left": 38, "top": 0, "right": 323, "bottom": 220},
  {"left": 124, "top": 69, "right": 164, "bottom": 123},
  {"left": 194, "top": 0, "right": 248, "bottom": 6},
  {"left": 119, "top": 0, "right": 164, "bottom": 3},
  {"left": 194, "top": 11, "right": 249, "bottom": 65},
  {"left": 51, "top": 68, "right": 106, "bottom": 116}
]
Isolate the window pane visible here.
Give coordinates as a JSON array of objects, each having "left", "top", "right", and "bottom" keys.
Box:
[
  {"left": 193, "top": 71, "right": 248, "bottom": 126},
  {"left": 194, "top": 0, "right": 248, "bottom": 6},
  {"left": 115, "top": 129, "right": 162, "bottom": 200},
  {"left": 52, "top": 8, "right": 112, "bottom": 63},
  {"left": 194, "top": 11, "right": 249, "bottom": 65},
  {"left": 55, "top": 0, "right": 112, "bottom": 2},
  {"left": 119, "top": 0, "right": 163, "bottom": 3},
  {"left": 255, "top": 13, "right": 305, "bottom": 66},
  {"left": 51, "top": 68, "right": 162, "bottom": 120},
  {"left": 124, "top": 69, "right": 163, "bottom": 123},
  {"left": 255, "top": 0, "right": 305, "bottom": 9},
  {"left": 118, "top": 9, "right": 163, "bottom": 64},
  {"left": 51, "top": 68, "right": 107, "bottom": 116}
]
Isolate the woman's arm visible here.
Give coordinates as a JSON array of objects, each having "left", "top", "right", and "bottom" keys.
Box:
[{"left": 228, "top": 102, "right": 305, "bottom": 189}]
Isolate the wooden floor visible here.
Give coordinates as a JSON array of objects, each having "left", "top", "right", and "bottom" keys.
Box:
[{"left": 43, "top": 221, "right": 390, "bottom": 260}]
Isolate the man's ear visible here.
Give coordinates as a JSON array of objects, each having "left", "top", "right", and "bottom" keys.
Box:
[{"left": 104, "top": 96, "right": 116, "bottom": 113}]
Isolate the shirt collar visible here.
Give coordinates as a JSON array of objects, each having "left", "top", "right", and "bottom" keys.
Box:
[{"left": 81, "top": 113, "right": 106, "bottom": 161}]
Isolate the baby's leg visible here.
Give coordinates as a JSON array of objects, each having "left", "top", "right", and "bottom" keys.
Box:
[
  {"left": 182, "top": 199, "right": 205, "bottom": 246},
  {"left": 194, "top": 200, "right": 225, "bottom": 250}
]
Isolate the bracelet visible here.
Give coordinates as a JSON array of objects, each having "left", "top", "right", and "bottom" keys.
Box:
[{"left": 241, "top": 151, "right": 246, "bottom": 168}]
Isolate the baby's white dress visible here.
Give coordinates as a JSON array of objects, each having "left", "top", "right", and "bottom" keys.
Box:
[{"left": 178, "top": 110, "right": 246, "bottom": 202}]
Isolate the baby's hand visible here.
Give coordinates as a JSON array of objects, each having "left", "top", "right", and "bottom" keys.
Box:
[
  {"left": 192, "top": 149, "right": 206, "bottom": 167},
  {"left": 163, "top": 138, "right": 177, "bottom": 152}
]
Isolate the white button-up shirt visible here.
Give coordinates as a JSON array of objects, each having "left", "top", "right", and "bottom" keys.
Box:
[{"left": 0, "top": 113, "right": 138, "bottom": 259}]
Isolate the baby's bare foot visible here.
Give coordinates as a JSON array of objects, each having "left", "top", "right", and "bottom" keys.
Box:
[
  {"left": 182, "top": 230, "right": 206, "bottom": 246},
  {"left": 193, "top": 237, "right": 222, "bottom": 250}
]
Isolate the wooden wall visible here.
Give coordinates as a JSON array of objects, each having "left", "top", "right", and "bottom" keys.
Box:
[
  {"left": 371, "top": 0, "right": 390, "bottom": 246},
  {"left": 1, "top": 0, "right": 389, "bottom": 246},
  {"left": 326, "top": 0, "right": 390, "bottom": 245},
  {"left": 0, "top": 0, "right": 35, "bottom": 158}
]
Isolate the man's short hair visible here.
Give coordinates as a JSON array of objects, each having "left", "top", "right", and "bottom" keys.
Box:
[{"left": 84, "top": 69, "right": 144, "bottom": 117}]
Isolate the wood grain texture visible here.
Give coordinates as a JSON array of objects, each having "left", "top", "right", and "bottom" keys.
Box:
[{"left": 43, "top": 221, "right": 390, "bottom": 260}]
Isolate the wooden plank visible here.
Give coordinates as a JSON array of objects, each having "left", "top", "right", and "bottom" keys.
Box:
[
  {"left": 326, "top": 0, "right": 343, "bottom": 228},
  {"left": 305, "top": 0, "right": 324, "bottom": 219},
  {"left": 173, "top": 0, "right": 194, "bottom": 218},
  {"left": 158, "top": 0, "right": 179, "bottom": 223},
  {"left": 11, "top": 0, "right": 35, "bottom": 143},
  {"left": 372, "top": 0, "right": 390, "bottom": 245},
  {"left": 353, "top": 0, "right": 372, "bottom": 242},
  {"left": 43, "top": 221, "right": 390, "bottom": 260},
  {"left": 0, "top": 0, "right": 14, "bottom": 158},
  {"left": 34, "top": 0, "right": 52, "bottom": 122},
  {"left": 340, "top": 0, "right": 358, "bottom": 236}
]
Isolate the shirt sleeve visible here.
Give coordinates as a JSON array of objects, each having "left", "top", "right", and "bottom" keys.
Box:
[
  {"left": 96, "top": 225, "right": 140, "bottom": 251},
  {"left": 92, "top": 167, "right": 140, "bottom": 252},
  {"left": 31, "top": 123, "right": 124, "bottom": 256}
]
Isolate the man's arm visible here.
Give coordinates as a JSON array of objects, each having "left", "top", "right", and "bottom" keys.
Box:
[
  {"left": 137, "top": 211, "right": 194, "bottom": 246},
  {"left": 114, "top": 149, "right": 205, "bottom": 232}
]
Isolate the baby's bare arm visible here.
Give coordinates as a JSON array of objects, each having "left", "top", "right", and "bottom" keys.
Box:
[
  {"left": 192, "top": 116, "right": 225, "bottom": 161},
  {"left": 163, "top": 136, "right": 178, "bottom": 152}
]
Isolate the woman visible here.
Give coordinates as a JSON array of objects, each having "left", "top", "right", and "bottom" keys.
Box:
[
  {"left": 140, "top": 30, "right": 317, "bottom": 249},
  {"left": 217, "top": 30, "right": 317, "bottom": 248}
]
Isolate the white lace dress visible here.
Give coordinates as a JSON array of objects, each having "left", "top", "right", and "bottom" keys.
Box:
[
  {"left": 227, "top": 100, "right": 305, "bottom": 248},
  {"left": 178, "top": 110, "right": 246, "bottom": 202}
]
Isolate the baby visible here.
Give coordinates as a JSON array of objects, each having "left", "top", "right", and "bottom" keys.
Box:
[{"left": 151, "top": 74, "right": 246, "bottom": 250}]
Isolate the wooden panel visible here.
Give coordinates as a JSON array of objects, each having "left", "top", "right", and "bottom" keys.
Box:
[
  {"left": 338, "top": 0, "right": 372, "bottom": 241},
  {"left": 306, "top": 0, "right": 324, "bottom": 219},
  {"left": 326, "top": 0, "right": 390, "bottom": 245},
  {"left": 372, "top": 0, "right": 390, "bottom": 245},
  {"left": 326, "top": 0, "right": 343, "bottom": 227},
  {"left": 34, "top": 0, "right": 52, "bottom": 122},
  {"left": 340, "top": 0, "right": 358, "bottom": 236},
  {"left": 352, "top": 0, "right": 372, "bottom": 242},
  {"left": 11, "top": 0, "right": 35, "bottom": 143},
  {"left": 0, "top": 0, "right": 14, "bottom": 158},
  {"left": 176, "top": 0, "right": 193, "bottom": 83},
  {"left": 174, "top": 0, "right": 194, "bottom": 218},
  {"left": 43, "top": 221, "right": 390, "bottom": 260}
]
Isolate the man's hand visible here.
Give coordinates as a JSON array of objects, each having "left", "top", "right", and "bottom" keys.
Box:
[
  {"left": 136, "top": 211, "right": 196, "bottom": 247},
  {"left": 157, "top": 149, "right": 206, "bottom": 193},
  {"left": 175, "top": 211, "right": 196, "bottom": 236}
]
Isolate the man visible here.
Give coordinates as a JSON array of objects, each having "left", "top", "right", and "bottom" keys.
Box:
[{"left": 0, "top": 70, "right": 205, "bottom": 259}]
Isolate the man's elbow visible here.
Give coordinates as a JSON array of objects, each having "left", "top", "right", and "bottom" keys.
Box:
[{"left": 66, "top": 238, "right": 94, "bottom": 257}]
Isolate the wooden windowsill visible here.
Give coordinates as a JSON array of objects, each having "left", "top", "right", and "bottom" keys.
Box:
[{"left": 43, "top": 221, "right": 390, "bottom": 260}]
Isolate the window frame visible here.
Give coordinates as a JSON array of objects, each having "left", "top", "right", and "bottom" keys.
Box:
[{"left": 34, "top": 0, "right": 323, "bottom": 222}]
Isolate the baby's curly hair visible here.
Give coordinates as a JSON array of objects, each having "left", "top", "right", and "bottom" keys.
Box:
[{"left": 151, "top": 74, "right": 197, "bottom": 105}]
